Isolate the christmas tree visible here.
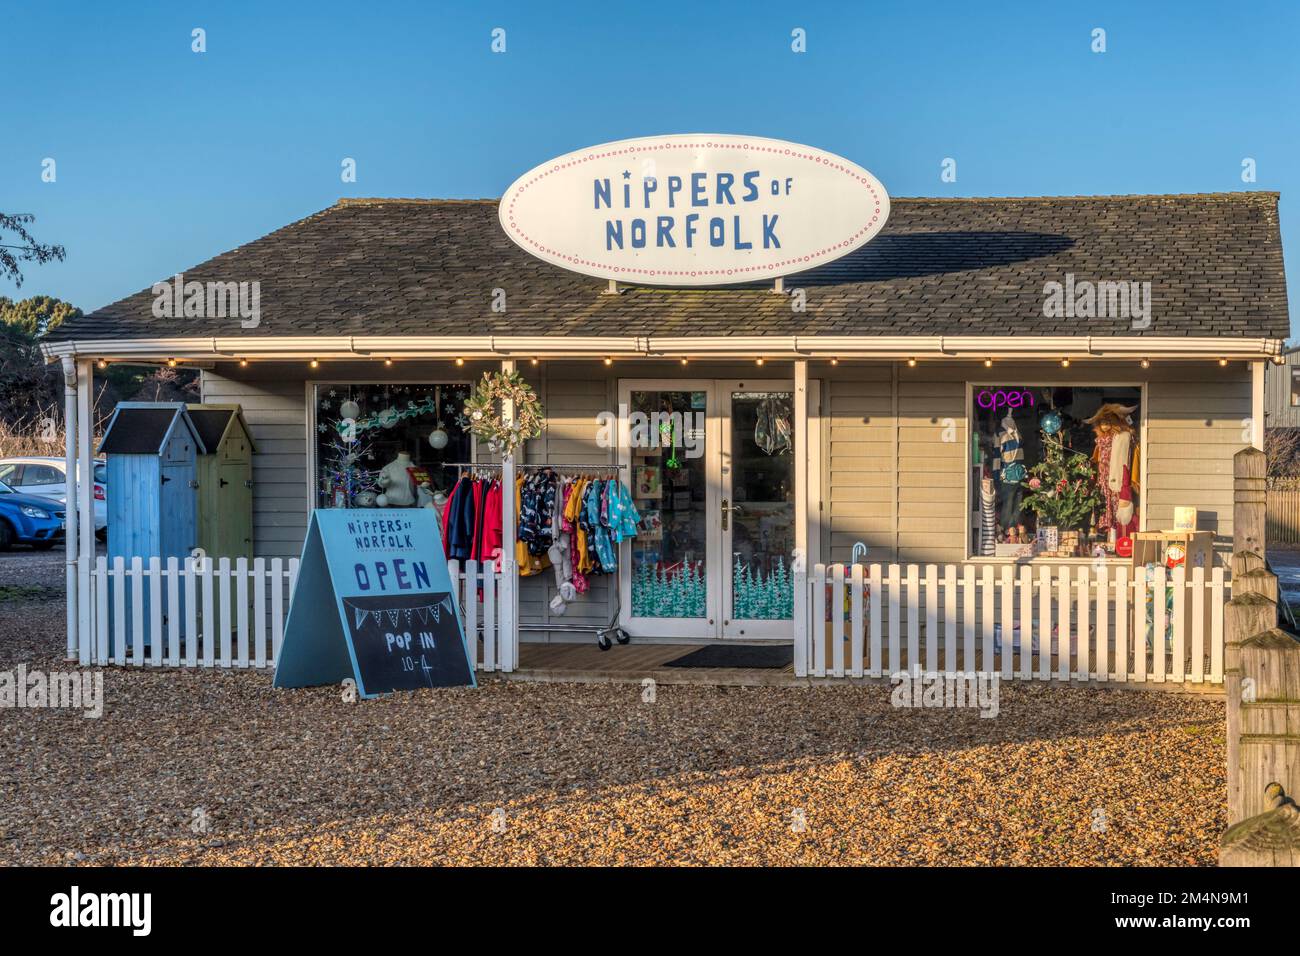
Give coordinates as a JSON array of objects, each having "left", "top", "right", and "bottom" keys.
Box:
[
  {"left": 731, "top": 556, "right": 794, "bottom": 620},
  {"left": 318, "top": 417, "right": 378, "bottom": 506},
  {"left": 632, "top": 561, "right": 707, "bottom": 618},
  {"left": 1020, "top": 429, "right": 1103, "bottom": 531}
]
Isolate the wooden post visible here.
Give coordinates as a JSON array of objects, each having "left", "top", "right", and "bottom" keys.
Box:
[
  {"left": 1235, "top": 627, "right": 1300, "bottom": 823},
  {"left": 792, "top": 359, "right": 809, "bottom": 678},
  {"left": 499, "top": 359, "right": 518, "bottom": 672},
  {"left": 1232, "top": 550, "right": 1266, "bottom": 577},
  {"left": 1233, "top": 447, "right": 1266, "bottom": 563},
  {"left": 1221, "top": 783, "right": 1300, "bottom": 867},
  {"left": 794, "top": 360, "right": 808, "bottom": 567},
  {"left": 62, "top": 356, "right": 79, "bottom": 661},
  {"left": 1221, "top": 447, "right": 1300, "bottom": 864},
  {"left": 1225, "top": 592, "right": 1280, "bottom": 821},
  {"left": 1231, "top": 567, "right": 1279, "bottom": 603},
  {"left": 76, "top": 359, "right": 95, "bottom": 664}
]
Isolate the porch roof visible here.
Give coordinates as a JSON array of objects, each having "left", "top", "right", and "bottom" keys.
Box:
[{"left": 45, "top": 192, "right": 1289, "bottom": 349}]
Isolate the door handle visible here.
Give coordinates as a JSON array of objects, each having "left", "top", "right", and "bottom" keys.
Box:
[{"left": 721, "top": 499, "right": 743, "bottom": 531}]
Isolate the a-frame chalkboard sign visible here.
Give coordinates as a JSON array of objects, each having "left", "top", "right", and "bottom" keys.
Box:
[{"left": 274, "top": 509, "right": 475, "bottom": 698}]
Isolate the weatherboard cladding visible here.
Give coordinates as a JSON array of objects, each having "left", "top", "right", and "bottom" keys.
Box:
[{"left": 48, "top": 193, "right": 1288, "bottom": 343}]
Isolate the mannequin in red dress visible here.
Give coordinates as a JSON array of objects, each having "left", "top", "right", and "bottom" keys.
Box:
[{"left": 1087, "top": 403, "right": 1140, "bottom": 539}]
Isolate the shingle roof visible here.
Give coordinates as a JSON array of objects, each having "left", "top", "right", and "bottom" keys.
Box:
[
  {"left": 97, "top": 405, "right": 202, "bottom": 455},
  {"left": 186, "top": 408, "right": 234, "bottom": 452},
  {"left": 48, "top": 192, "right": 1289, "bottom": 342}
]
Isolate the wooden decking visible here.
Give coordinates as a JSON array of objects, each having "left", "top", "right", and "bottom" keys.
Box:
[
  {"left": 511, "top": 641, "right": 798, "bottom": 686},
  {"left": 504, "top": 640, "right": 1224, "bottom": 692}
]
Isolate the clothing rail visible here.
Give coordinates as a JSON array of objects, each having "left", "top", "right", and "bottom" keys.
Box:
[
  {"left": 444, "top": 460, "right": 632, "bottom": 649},
  {"left": 444, "top": 462, "right": 627, "bottom": 470}
]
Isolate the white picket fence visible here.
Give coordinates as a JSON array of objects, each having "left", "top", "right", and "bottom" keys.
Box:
[
  {"left": 451, "top": 559, "right": 513, "bottom": 673},
  {"left": 83, "top": 555, "right": 510, "bottom": 672},
  {"left": 794, "top": 563, "right": 1229, "bottom": 685}
]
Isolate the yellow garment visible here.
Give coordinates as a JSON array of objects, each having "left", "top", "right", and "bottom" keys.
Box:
[
  {"left": 515, "top": 475, "right": 550, "bottom": 576},
  {"left": 563, "top": 477, "right": 585, "bottom": 524},
  {"left": 567, "top": 478, "right": 594, "bottom": 574}
]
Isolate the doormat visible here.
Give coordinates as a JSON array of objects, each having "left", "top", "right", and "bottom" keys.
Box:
[{"left": 663, "top": 644, "right": 794, "bottom": 669}]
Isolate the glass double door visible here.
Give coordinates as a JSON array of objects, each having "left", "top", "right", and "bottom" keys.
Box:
[{"left": 618, "top": 379, "right": 797, "bottom": 640}]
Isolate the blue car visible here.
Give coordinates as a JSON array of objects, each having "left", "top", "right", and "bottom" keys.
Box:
[{"left": 0, "top": 479, "right": 65, "bottom": 550}]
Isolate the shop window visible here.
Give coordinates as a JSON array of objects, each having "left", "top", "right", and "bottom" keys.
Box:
[
  {"left": 313, "top": 383, "right": 471, "bottom": 509},
  {"left": 970, "top": 385, "right": 1141, "bottom": 558},
  {"left": 1291, "top": 368, "right": 1300, "bottom": 406}
]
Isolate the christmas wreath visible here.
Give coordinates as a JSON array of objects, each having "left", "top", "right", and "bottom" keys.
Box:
[{"left": 462, "top": 370, "right": 544, "bottom": 455}]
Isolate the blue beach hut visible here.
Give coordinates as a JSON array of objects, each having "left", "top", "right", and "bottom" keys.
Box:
[{"left": 98, "top": 402, "right": 207, "bottom": 652}]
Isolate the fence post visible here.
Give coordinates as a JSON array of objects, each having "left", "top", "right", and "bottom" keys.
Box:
[
  {"left": 62, "top": 355, "right": 79, "bottom": 662},
  {"left": 499, "top": 362, "right": 518, "bottom": 673},
  {"left": 1221, "top": 447, "right": 1300, "bottom": 866},
  {"left": 1234, "top": 446, "right": 1266, "bottom": 566},
  {"left": 1221, "top": 784, "right": 1300, "bottom": 867},
  {"left": 1224, "top": 591, "right": 1279, "bottom": 821},
  {"left": 791, "top": 549, "right": 808, "bottom": 677}
]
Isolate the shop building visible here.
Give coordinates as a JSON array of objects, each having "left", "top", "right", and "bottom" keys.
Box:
[{"left": 43, "top": 138, "right": 1289, "bottom": 681}]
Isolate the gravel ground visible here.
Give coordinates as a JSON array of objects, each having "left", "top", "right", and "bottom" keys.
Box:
[
  {"left": 0, "top": 544, "right": 70, "bottom": 590},
  {"left": 0, "top": 556, "right": 1226, "bottom": 866}
]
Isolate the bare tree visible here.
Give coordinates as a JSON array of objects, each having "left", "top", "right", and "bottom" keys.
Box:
[
  {"left": 0, "top": 213, "right": 65, "bottom": 287},
  {"left": 1266, "top": 427, "right": 1300, "bottom": 484}
]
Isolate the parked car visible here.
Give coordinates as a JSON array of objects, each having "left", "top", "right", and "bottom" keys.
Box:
[
  {"left": 0, "top": 456, "right": 107, "bottom": 538},
  {"left": 0, "top": 479, "right": 65, "bottom": 550}
]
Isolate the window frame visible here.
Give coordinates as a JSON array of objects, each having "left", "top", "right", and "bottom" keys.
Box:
[
  {"left": 304, "top": 378, "right": 477, "bottom": 515},
  {"left": 964, "top": 380, "right": 1148, "bottom": 563}
]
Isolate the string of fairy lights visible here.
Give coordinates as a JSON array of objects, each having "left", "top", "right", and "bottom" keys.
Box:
[{"left": 92, "top": 354, "right": 1279, "bottom": 371}]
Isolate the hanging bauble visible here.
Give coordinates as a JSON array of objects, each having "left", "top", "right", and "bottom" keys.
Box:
[
  {"left": 1040, "top": 411, "right": 1063, "bottom": 436},
  {"left": 375, "top": 493, "right": 389, "bottom": 507},
  {"left": 340, "top": 399, "right": 360, "bottom": 420},
  {"left": 428, "top": 424, "right": 449, "bottom": 450},
  {"left": 377, "top": 407, "right": 399, "bottom": 429}
]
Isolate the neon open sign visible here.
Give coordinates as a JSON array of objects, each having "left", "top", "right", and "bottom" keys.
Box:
[{"left": 976, "top": 388, "right": 1036, "bottom": 411}]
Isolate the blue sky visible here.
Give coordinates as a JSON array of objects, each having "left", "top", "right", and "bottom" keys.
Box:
[{"left": 3, "top": 0, "right": 1297, "bottom": 331}]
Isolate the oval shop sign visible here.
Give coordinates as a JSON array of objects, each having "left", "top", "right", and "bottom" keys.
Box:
[{"left": 498, "top": 134, "right": 890, "bottom": 287}]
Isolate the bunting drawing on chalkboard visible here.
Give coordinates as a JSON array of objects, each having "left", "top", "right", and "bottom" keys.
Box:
[{"left": 344, "top": 595, "right": 454, "bottom": 630}]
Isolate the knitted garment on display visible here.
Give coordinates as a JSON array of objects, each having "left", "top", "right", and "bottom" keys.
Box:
[{"left": 979, "top": 482, "right": 998, "bottom": 555}]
